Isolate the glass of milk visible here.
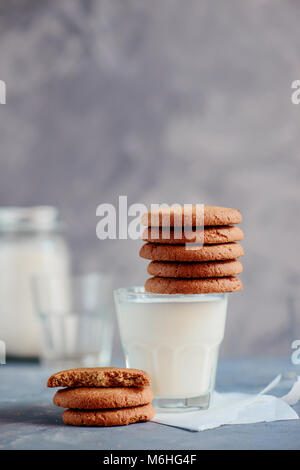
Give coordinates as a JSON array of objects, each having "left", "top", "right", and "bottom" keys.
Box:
[{"left": 114, "top": 287, "right": 228, "bottom": 411}]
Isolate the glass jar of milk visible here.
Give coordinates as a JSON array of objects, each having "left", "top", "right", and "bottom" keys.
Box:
[
  {"left": 115, "top": 287, "right": 228, "bottom": 411},
  {"left": 0, "top": 207, "right": 71, "bottom": 358}
]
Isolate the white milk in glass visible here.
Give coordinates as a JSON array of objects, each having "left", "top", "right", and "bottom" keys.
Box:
[{"left": 116, "top": 292, "right": 227, "bottom": 399}]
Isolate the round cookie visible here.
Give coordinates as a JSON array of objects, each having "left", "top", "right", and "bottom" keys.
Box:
[
  {"left": 62, "top": 403, "right": 155, "bottom": 427},
  {"left": 142, "top": 226, "right": 244, "bottom": 245},
  {"left": 145, "top": 276, "right": 243, "bottom": 294},
  {"left": 54, "top": 386, "right": 153, "bottom": 409},
  {"left": 140, "top": 242, "right": 244, "bottom": 262},
  {"left": 147, "top": 259, "right": 243, "bottom": 278},
  {"left": 142, "top": 206, "right": 242, "bottom": 227},
  {"left": 47, "top": 367, "right": 150, "bottom": 389}
]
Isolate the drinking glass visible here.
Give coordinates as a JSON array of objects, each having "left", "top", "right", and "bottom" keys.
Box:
[
  {"left": 115, "top": 287, "right": 228, "bottom": 411},
  {"left": 33, "top": 272, "right": 114, "bottom": 369}
]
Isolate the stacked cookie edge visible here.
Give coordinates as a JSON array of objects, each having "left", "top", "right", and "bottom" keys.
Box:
[
  {"left": 47, "top": 367, "right": 155, "bottom": 427},
  {"left": 140, "top": 205, "right": 244, "bottom": 294}
]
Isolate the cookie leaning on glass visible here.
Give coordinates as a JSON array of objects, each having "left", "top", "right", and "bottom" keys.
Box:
[
  {"left": 140, "top": 205, "right": 244, "bottom": 294},
  {"left": 47, "top": 367, "right": 155, "bottom": 426}
]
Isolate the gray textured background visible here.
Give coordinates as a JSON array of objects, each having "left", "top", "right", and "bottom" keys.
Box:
[{"left": 1, "top": 0, "right": 300, "bottom": 357}]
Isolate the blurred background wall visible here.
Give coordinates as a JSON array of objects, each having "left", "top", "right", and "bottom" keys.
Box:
[{"left": 1, "top": 0, "right": 300, "bottom": 358}]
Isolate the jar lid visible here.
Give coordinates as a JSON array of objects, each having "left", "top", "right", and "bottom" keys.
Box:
[{"left": 0, "top": 206, "right": 64, "bottom": 232}]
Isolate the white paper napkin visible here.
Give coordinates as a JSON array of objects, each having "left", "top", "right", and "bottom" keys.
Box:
[{"left": 152, "top": 375, "right": 300, "bottom": 431}]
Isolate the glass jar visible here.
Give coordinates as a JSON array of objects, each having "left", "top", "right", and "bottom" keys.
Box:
[{"left": 0, "top": 206, "right": 71, "bottom": 358}]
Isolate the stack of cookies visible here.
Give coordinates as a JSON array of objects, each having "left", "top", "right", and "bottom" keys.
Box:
[
  {"left": 47, "top": 367, "right": 155, "bottom": 426},
  {"left": 140, "top": 205, "right": 244, "bottom": 294}
]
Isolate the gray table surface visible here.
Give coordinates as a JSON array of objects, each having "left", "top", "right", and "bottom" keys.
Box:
[{"left": 1, "top": 357, "right": 300, "bottom": 450}]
